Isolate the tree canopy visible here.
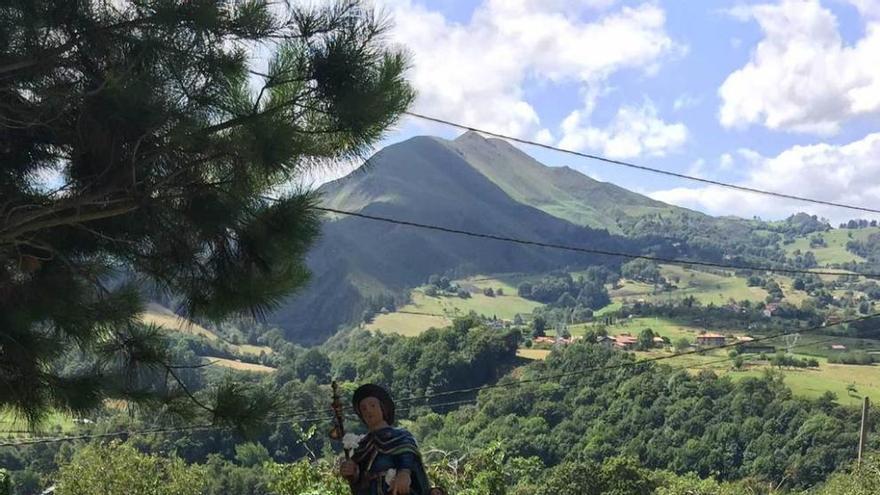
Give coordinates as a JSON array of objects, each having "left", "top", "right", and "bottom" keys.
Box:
[{"left": 0, "top": 0, "right": 413, "bottom": 426}]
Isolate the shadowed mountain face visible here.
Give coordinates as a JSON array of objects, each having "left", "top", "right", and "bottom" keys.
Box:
[{"left": 270, "top": 133, "right": 680, "bottom": 344}]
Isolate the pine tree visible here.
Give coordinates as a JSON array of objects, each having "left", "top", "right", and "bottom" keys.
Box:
[{"left": 0, "top": 0, "right": 413, "bottom": 426}]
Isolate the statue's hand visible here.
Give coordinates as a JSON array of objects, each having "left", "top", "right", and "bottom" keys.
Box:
[
  {"left": 339, "top": 460, "right": 359, "bottom": 481},
  {"left": 390, "top": 469, "right": 411, "bottom": 495}
]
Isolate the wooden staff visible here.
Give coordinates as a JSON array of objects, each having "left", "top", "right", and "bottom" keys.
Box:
[{"left": 329, "top": 380, "right": 349, "bottom": 459}]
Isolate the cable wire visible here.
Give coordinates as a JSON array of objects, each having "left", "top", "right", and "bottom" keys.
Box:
[
  {"left": 315, "top": 206, "right": 880, "bottom": 279},
  {"left": 6, "top": 314, "right": 875, "bottom": 448},
  {"left": 406, "top": 111, "right": 880, "bottom": 215}
]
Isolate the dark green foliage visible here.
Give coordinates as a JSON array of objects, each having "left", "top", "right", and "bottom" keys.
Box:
[
  {"left": 638, "top": 328, "right": 657, "bottom": 350},
  {"left": 534, "top": 456, "right": 660, "bottom": 495},
  {"left": 294, "top": 349, "right": 331, "bottom": 383},
  {"left": 531, "top": 316, "right": 547, "bottom": 338},
  {"left": 847, "top": 233, "right": 880, "bottom": 262},
  {"left": 0, "top": 0, "right": 412, "bottom": 424},
  {"left": 827, "top": 351, "right": 878, "bottom": 365},
  {"left": 524, "top": 272, "right": 611, "bottom": 325},
  {"left": 622, "top": 259, "right": 663, "bottom": 284},
  {"left": 322, "top": 318, "right": 521, "bottom": 407},
  {"left": 414, "top": 343, "right": 874, "bottom": 488}
]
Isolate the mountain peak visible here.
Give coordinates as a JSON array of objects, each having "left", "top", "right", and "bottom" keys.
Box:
[{"left": 455, "top": 130, "right": 490, "bottom": 143}]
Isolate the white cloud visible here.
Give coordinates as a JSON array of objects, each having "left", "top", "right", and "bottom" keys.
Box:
[
  {"left": 673, "top": 94, "right": 701, "bottom": 111},
  {"left": 558, "top": 101, "right": 687, "bottom": 159},
  {"left": 846, "top": 0, "right": 880, "bottom": 18},
  {"left": 719, "top": 153, "right": 735, "bottom": 171},
  {"left": 687, "top": 158, "right": 706, "bottom": 177},
  {"left": 650, "top": 132, "right": 880, "bottom": 223},
  {"left": 384, "top": 0, "right": 680, "bottom": 140},
  {"left": 719, "top": 0, "right": 880, "bottom": 134}
]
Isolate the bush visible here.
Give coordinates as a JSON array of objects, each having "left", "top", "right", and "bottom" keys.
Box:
[
  {"left": 828, "top": 351, "right": 877, "bottom": 365},
  {"left": 55, "top": 442, "right": 207, "bottom": 495}
]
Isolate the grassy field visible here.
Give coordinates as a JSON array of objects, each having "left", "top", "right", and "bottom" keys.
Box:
[
  {"left": 207, "top": 357, "right": 276, "bottom": 373},
  {"left": 368, "top": 276, "right": 541, "bottom": 336},
  {"left": 782, "top": 228, "right": 879, "bottom": 265},
  {"left": 608, "top": 264, "right": 822, "bottom": 308},
  {"left": 142, "top": 304, "right": 273, "bottom": 357},
  {"left": 367, "top": 311, "right": 453, "bottom": 337},
  {"left": 517, "top": 348, "right": 552, "bottom": 360},
  {"left": 609, "top": 265, "right": 768, "bottom": 306},
  {"left": 0, "top": 410, "right": 77, "bottom": 435},
  {"left": 520, "top": 344, "right": 880, "bottom": 404},
  {"left": 563, "top": 317, "right": 705, "bottom": 342}
]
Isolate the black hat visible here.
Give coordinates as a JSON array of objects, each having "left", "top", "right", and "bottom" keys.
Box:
[{"left": 352, "top": 383, "right": 396, "bottom": 425}]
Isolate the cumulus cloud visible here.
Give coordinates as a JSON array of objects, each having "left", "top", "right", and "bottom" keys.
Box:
[
  {"left": 650, "top": 132, "right": 880, "bottom": 223},
  {"left": 383, "top": 0, "right": 679, "bottom": 140},
  {"left": 719, "top": 0, "right": 880, "bottom": 134},
  {"left": 558, "top": 101, "right": 687, "bottom": 159}
]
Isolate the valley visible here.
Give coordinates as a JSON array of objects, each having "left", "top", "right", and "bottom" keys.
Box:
[{"left": 365, "top": 226, "right": 880, "bottom": 405}]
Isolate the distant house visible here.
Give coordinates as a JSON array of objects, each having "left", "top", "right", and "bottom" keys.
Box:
[
  {"left": 653, "top": 336, "right": 666, "bottom": 347},
  {"left": 533, "top": 336, "right": 556, "bottom": 345},
  {"left": 736, "top": 336, "right": 755, "bottom": 343},
  {"left": 613, "top": 335, "right": 639, "bottom": 350},
  {"left": 725, "top": 302, "right": 745, "bottom": 313},
  {"left": 696, "top": 333, "right": 726, "bottom": 347},
  {"left": 830, "top": 344, "right": 847, "bottom": 351},
  {"left": 596, "top": 335, "right": 614, "bottom": 348},
  {"left": 824, "top": 315, "right": 843, "bottom": 326},
  {"left": 763, "top": 303, "right": 781, "bottom": 318}
]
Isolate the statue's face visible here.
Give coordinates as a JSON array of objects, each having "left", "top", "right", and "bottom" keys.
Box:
[{"left": 358, "top": 396, "right": 385, "bottom": 429}]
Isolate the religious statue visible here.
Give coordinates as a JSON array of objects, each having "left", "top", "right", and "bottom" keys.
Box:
[{"left": 335, "top": 383, "right": 431, "bottom": 495}]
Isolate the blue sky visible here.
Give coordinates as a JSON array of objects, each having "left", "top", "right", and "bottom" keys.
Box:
[{"left": 332, "top": 0, "right": 880, "bottom": 224}]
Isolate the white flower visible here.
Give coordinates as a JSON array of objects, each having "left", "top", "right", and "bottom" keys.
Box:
[
  {"left": 342, "top": 433, "right": 364, "bottom": 451},
  {"left": 384, "top": 468, "right": 397, "bottom": 486}
]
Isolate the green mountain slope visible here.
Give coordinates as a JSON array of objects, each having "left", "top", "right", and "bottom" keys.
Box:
[
  {"left": 271, "top": 135, "right": 633, "bottom": 343},
  {"left": 451, "top": 131, "right": 692, "bottom": 232}
]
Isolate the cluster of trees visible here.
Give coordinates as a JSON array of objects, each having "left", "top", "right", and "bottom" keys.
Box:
[
  {"left": 361, "top": 294, "right": 398, "bottom": 324},
  {"left": 37, "top": 438, "right": 880, "bottom": 495},
  {"left": 761, "top": 352, "right": 820, "bottom": 369},
  {"left": 827, "top": 351, "right": 879, "bottom": 365},
  {"left": 5, "top": 315, "right": 880, "bottom": 494},
  {"left": 770, "top": 213, "right": 831, "bottom": 237},
  {"left": 518, "top": 269, "right": 613, "bottom": 317},
  {"left": 840, "top": 219, "right": 879, "bottom": 229},
  {"left": 847, "top": 233, "right": 880, "bottom": 263},
  {"left": 424, "top": 275, "right": 472, "bottom": 299},
  {"left": 411, "top": 342, "right": 878, "bottom": 488},
  {"left": 621, "top": 259, "right": 665, "bottom": 285}
]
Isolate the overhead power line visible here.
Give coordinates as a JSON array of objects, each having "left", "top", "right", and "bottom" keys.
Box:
[
  {"left": 315, "top": 206, "right": 880, "bottom": 279},
  {"left": 405, "top": 111, "right": 880, "bottom": 216},
  {"left": 6, "top": 314, "right": 876, "bottom": 448}
]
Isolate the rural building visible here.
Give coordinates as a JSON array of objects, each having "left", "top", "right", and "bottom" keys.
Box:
[
  {"left": 653, "top": 336, "right": 666, "bottom": 346},
  {"left": 763, "top": 303, "right": 781, "bottom": 317},
  {"left": 613, "top": 335, "right": 638, "bottom": 350},
  {"left": 696, "top": 333, "right": 726, "bottom": 346},
  {"left": 596, "top": 335, "right": 615, "bottom": 348},
  {"left": 830, "top": 344, "right": 847, "bottom": 351}
]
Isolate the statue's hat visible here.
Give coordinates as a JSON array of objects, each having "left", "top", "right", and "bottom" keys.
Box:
[{"left": 352, "top": 383, "right": 396, "bottom": 425}]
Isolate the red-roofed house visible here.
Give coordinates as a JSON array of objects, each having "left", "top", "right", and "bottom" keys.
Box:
[
  {"left": 613, "top": 335, "right": 639, "bottom": 350},
  {"left": 763, "top": 303, "right": 781, "bottom": 317}
]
